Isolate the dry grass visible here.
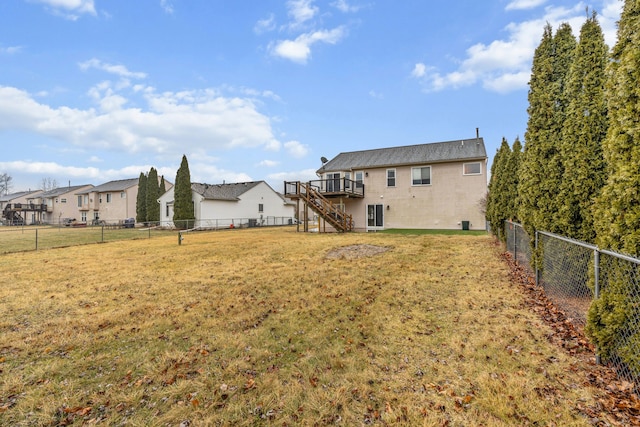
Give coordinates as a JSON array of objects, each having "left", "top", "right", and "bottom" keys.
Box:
[{"left": 0, "top": 227, "right": 607, "bottom": 426}]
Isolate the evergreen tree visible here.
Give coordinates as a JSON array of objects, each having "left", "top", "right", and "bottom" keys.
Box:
[
  {"left": 519, "top": 23, "right": 576, "bottom": 239},
  {"left": 159, "top": 175, "right": 166, "bottom": 195},
  {"left": 557, "top": 12, "right": 608, "bottom": 243},
  {"left": 504, "top": 137, "right": 522, "bottom": 222},
  {"left": 136, "top": 172, "right": 147, "bottom": 223},
  {"left": 173, "top": 155, "right": 195, "bottom": 228},
  {"left": 146, "top": 167, "right": 160, "bottom": 223},
  {"left": 587, "top": 0, "right": 640, "bottom": 375},
  {"left": 486, "top": 138, "right": 511, "bottom": 241}
]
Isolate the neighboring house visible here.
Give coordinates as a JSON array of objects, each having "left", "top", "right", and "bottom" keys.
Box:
[
  {"left": 159, "top": 180, "right": 295, "bottom": 228},
  {"left": 1, "top": 190, "right": 45, "bottom": 225},
  {"left": 26, "top": 184, "right": 94, "bottom": 225},
  {"left": 286, "top": 137, "right": 488, "bottom": 232},
  {"left": 76, "top": 178, "right": 141, "bottom": 224}
]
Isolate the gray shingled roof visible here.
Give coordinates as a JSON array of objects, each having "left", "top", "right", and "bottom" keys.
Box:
[
  {"left": 317, "top": 138, "right": 487, "bottom": 174},
  {"left": 0, "top": 190, "right": 41, "bottom": 202},
  {"left": 41, "top": 184, "right": 93, "bottom": 198},
  {"left": 192, "top": 181, "right": 262, "bottom": 201},
  {"left": 77, "top": 178, "right": 139, "bottom": 194}
]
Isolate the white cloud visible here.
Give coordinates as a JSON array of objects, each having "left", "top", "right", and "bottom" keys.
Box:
[
  {"left": 267, "top": 168, "right": 318, "bottom": 185},
  {"left": 0, "top": 84, "right": 282, "bottom": 156},
  {"left": 331, "top": 0, "right": 362, "bottom": 13},
  {"left": 411, "top": 63, "right": 426, "bottom": 78},
  {"left": 368, "top": 90, "right": 383, "bottom": 99},
  {"left": 270, "top": 26, "right": 347, "bottom": 64},
  {"left": 286, "top": 0, "right": 319, "bottom": 30},
  {"left": 0, "top": 160, "right": 100, "bottom": 178},
  {"left": 505, "top": 0, "right": 547, "bottom": 11},
  {"left": 412, "top": 1, "right": 622, "bottom": 94},
  {"left": 1, "top": 46, "right": 22, "bottom": 54},
  {"left": 31, "top": 0, "right": 96, "bottom": 19},
  {"left": 160, "top": 0, "right": 174, "bottom": 14},
  {"left": 79, "top": 58, "right": 147, "bottom": 79},
  {"left": 284, "top": 140, "right": 309, "bottom": 158},
  {"left": 258, "top": 160, "right": 280, "bottom": 167},
  {"left": 254, "top": 13, "right": 276, "bottom": 34}
]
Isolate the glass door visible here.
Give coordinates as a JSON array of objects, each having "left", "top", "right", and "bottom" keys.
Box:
[{"left": 367, "top": 204, "right": 384, "bottom": 229}]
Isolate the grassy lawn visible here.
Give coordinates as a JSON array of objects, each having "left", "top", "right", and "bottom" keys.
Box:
[
  {"left": 380, "top": 228, "right": 488, "bottom": 236},
  {"left": 0, "top": 225, "right": 176, "bottom": 254},
  {"left": 0, "top": 227, "right": 610, "bottom": 425}
]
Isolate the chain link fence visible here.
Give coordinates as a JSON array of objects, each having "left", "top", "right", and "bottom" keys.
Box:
[
  {"left": 504, "top": 221, "right": 640, "bottom": 389},
  {"left": 0, "top": 216, "right": 296, "bottom": 254}
]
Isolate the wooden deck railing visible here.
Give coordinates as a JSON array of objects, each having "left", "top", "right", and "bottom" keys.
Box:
[{"left": 284, "top": 181, "right": 354, "bottom": 232}]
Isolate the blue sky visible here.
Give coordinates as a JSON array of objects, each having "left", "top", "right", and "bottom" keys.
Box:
[{"left": 0, "top": 0, "right": 622, "bottom": 192}]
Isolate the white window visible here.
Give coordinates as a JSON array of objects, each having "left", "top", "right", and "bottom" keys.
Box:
[
  {"left": 121, "top": 192, "right": 126, "bottom": 198},
  {"left": 412, "top": 166, "right": 431, "bottom": 185},
  {"left": 61, "top": 198, "right": 67, "bottom": 204},
  {"left": 77, "top": 196, "right": 82, "bottom": 207},
  {"left": 355, "top": 171, "right": 364, "bottom": 188},
  {"left": 463, "top": 162, "right": 482, "bottom": 175},
  {"left": 387, "top": 169, "right": 396, "bottom": 187},
  {"left": 344, "top": 172, "right": 351, "bottom": 189},
  {"left": 81, "top": 212, "right": 87, "bottom": 222},
  {"left": 106, "top": 193, "right": 112, "bottom": 203}
]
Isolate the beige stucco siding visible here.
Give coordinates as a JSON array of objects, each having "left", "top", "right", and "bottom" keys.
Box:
[{"left": 343, "top": 161, "right": 486, "bottom": 231}]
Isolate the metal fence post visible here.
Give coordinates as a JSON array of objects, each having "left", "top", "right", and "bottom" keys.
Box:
[
  {"left": 535, "top": 231, "right": 539, "bottom": 287},
  {"left": 101, "top": 225, "right": 104, "bottom": 243},
  {"left": 514, "top": 223, "right": 518, "bottom": 263},
  {"left": 594, "top": 248, "right": 601, "bottom": 365},
  {"left": 35, "top": 228, "right": 38, "bottom": 251}
]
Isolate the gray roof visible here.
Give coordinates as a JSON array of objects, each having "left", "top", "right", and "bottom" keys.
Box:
[
  {"left": 41, "top": 184, "right": 93, "bottom": 198},
  {"left": 317, "top": 138, "right": 487, "bottom": 174},
  {"left": 0, "top": 190, "right": 41, "bottom": 202},
  {"left": 192, "top": 181, "right": 263, "bottom": 201},
  {"left": 77, "top": 178, "right": 139, "bottom": 194}
]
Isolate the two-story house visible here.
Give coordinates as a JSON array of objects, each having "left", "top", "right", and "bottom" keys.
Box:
[
  {"left": 26, "top": 184, "right": 94, "bottom": 225},
  {"left": 1, "top": 190, "right": 45, "bottom": 225},
  {"left": 76, "top": 178, "right": 140, "bottom": 224},
  {"left": 285, "top": 137, "right": 488, "bottom": 232}
]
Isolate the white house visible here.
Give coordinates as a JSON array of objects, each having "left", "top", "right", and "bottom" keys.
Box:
[{"left": 159, "top": 181, "right": 295, "bottom": 229}]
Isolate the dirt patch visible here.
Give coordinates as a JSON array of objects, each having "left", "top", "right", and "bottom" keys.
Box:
[{"left": 325, "top": 244, "right": 391, "bottom": 260}]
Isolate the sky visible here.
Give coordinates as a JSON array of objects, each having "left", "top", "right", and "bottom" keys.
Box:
[{"left": 0, "top": 0, "right": 623, "bottom": 193}]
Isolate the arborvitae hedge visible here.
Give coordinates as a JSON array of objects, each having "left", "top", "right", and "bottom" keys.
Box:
[
  {"left": 557, "top": 13, "right": 608, "bottom": 243},
  {"left": 136, "top": 172, "right": 147, "bottom": 223},
  {"left": 173, "top": 154, "right": 195, "bottom": 228},
  {"left": 487, "top": 138, "right": 511, "bottom": 241},
  {"left": 146, "top": 167, "right": 160, "bottom": 222}
]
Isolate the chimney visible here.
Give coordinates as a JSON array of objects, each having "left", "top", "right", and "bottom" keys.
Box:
[{"left": 476, "top": 127, "right": 479, "bottom": 138}]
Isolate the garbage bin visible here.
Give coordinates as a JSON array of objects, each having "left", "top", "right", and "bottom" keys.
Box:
[{"left": 461, "top": 221, "right": 470, "bottom": 231}]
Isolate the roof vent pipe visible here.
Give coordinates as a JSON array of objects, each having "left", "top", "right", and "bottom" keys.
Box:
[{"left": 476, "top": 127, "right": 479, "bottom": 138}]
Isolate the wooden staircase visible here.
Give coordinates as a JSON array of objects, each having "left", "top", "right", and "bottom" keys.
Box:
[{"left": 289, "top": 181, "right": 353, "bottom": 232}]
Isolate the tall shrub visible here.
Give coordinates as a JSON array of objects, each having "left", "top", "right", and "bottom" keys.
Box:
[
  {"left": 587, "top": 0, "right": 640, "bottom": 371},
  {"left": 146, "top": 167, "right": 160, "bottom": 223},
  {"left": 174, "top": 155, "right": 195, "bottom": 228},
  {"left": 486, "top": 138, "right": 511, "bottom": 241},
  {"left": 557, "top": 12, "right": 608, "bottom": 243},
  {"left": 136, "top": 172, "right": 147, "bottom": 223}
]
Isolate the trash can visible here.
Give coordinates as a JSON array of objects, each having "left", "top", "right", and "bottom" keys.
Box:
[{"left": 461, "top": 221, "right": 470, "bottom": 231}]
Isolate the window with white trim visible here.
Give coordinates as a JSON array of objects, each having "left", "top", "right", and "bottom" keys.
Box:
[
  {"left": 463, "top": 162, "right": 482, "bottom": 175},
  {"left": 106, "top": 193, "right": 112, "bottom": 203},
  {"left": 411, "top": 166, "right": 431, "bottom": 185},
  {"left": 355, "top": 171, "right": 364, "bottom": 188},
  {"left": 387, "top": 169, "right": 396, "bottom": 187}
]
